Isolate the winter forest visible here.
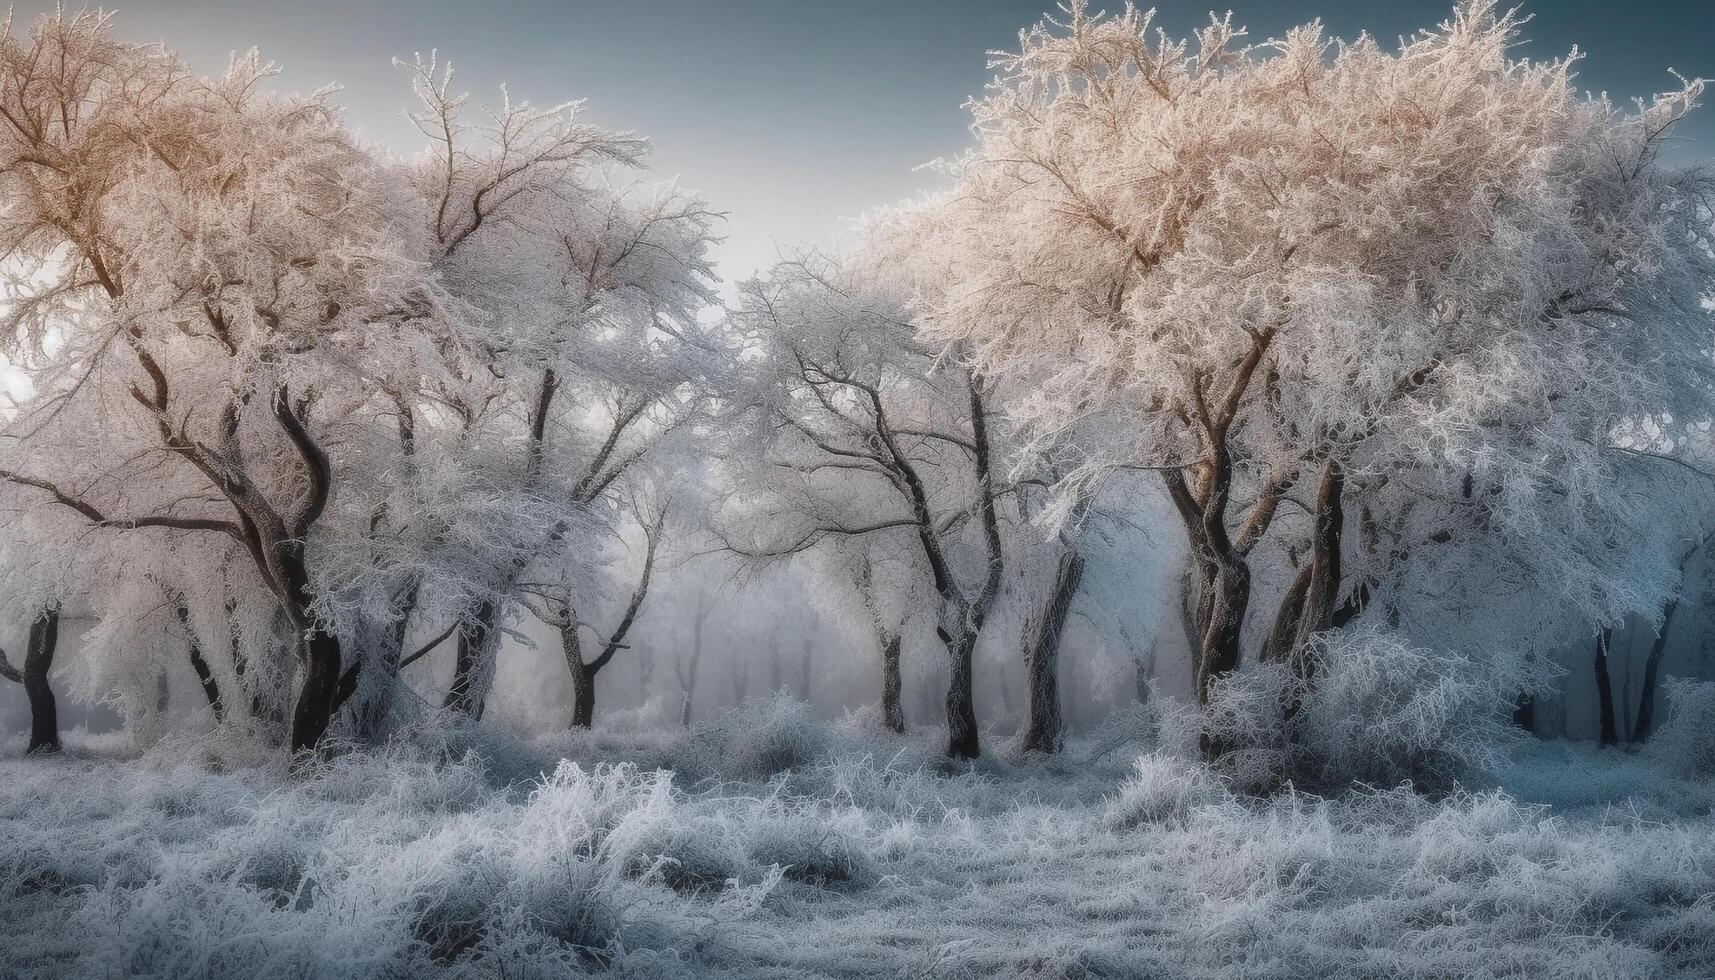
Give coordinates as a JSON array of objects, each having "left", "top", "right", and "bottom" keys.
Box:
[{"left": 1, "top": 1, "right": 1713, "bottom": 976}]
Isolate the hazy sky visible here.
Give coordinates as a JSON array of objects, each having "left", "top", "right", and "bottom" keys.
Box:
[{"left": 12, "top": 0, "right": 1713, "bottom": 287}]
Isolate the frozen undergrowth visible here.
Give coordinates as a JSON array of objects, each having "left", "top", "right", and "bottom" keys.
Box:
[{"left": 2, "top": 693, "right": 1713, "bottom": 980}]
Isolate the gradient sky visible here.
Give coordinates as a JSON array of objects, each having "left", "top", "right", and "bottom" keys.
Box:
[{"left": 12, "top": 0, "right": 1713, "bottom": 288}]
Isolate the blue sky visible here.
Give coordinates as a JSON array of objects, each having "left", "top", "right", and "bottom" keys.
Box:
[{"left": 13, "top": 0, "right": 1713, "bottom": 286}]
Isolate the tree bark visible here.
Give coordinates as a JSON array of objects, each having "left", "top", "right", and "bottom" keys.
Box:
[
  {"left": 187, "top": 644, "right": 224, "bottom": 722},
  {"left": 177, "top": 604, "right": 225, "bottom": 722},
  {"left": 1258, "top": 458, "right": 1344, "bottom": 683},
  {"left": 1632, "top": 599, "right": 1677, "bottom": 743},
  {"left": 444, "top": 601, "right": 497, "bottom": 719},
  {"left": 23, "top": 607, "right": 61, "bottom": 754},
  {"left": 289, "top": 626, "right": 343, "bottom": 753},
  {"left": 879, "top": 634, "right": 905, "bottom": 734},
  {"left": 1593, "top": 627, "right": 1619, "bottom": 747},
  {"left": 1021, "top": 549, "right": 1084, "bottom": 754},
  {"left": 569, "top": 662, "right": 597, "bottom": 729},
  {"left": 941, "top": 620, "right": 981, "bottom": 760},
  {"left": 559, "top": 615, "right": 601, "bottom": 730}
]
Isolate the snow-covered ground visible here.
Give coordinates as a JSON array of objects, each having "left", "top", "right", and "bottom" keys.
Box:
[{"left": 2, "top": 698, "right": 1713, "bottom": 980}]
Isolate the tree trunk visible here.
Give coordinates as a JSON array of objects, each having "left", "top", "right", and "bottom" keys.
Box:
[
  {"left": 345, "top": 580, "right": 417, "bottom": 742},
  {"left": 1632, "top": 599, "right": 1677, "bottom": 743},
  {"left": 1259, "top": 458, "right": 1344, "bottom": 681},
  {"left": 187, "top": 642, "right": 225, "bottom": 722},
  {"left": 445, "top": 601, "right": 497, "bottom": 718},
  {"left": 23, "top": 607, "right": 61, "bottom": 754},
  {"left": 1193, "top": 559, "right": 1250, "bottom": 707},
  {"left": 1512, "top": 692, "right": 1536, "bottom": 732},
  {"left": 177, "top": 605, "right": 226, "bottom": 722},
  {"left": 1134, "top": 643, "right": 1154, "bottom": 705},
  {"left": 289, "top": 626, "right": 343, "bottom": 754},
  {"left": 559, "top": 615, "right": 601, "bottom": 730},
  {"left": 1021, "top": 550, "right": 1084, "bottom": 754},
  {"left": 879, "top": 634, "right": 905, "bottom": 734},
  {"left": 941, "top": 623, "right": 981, "bottom": 760},
  {"left": 1593, "top": 627, "right": 1619, "bottom": 747},
  {"left": 569, "top": 663, "right": 597, "bottom": 729},
  {"left": 1177, "top": 564, "right": 1203, "bottom": 667}
]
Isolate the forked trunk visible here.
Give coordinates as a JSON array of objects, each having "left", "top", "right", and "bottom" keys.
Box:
[
  {"left": 1193, "top": 559, "right": 1250, "bottom": 707},
  {"left": 560, "top": 615, "right": 601, "bottom": 730},
  {"left": 1259, "top": 459, "right": 1344, "bottom": 676},
  {"left": 879, "top": 634, "right": 905, "bottom": 735},
  {"left": 1021, "top": 550, "right": 1084, "bottom": 754},
  {"left": 23, "top": 607, "right": 61, "bottom": 754}
]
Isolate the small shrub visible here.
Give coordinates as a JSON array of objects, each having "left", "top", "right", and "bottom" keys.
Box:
[
  {"left": 747, "top": 813, "right": 870, "bottom": 887},
  {"left": 1295, "top": 626, "right": 1525, "bottom": 793},
  {"left": 1649, "top": 679, "right": 1715, "bottom": 779},
  {"left": 1104, "top": 751, "right": 1228, "bottom": 830},
  {"left": 683, "top": 694, "right": 831, "bottom": 784}
]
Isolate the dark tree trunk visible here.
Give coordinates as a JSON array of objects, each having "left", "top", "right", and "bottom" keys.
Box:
[
  {"left": 445, "top": 601, "right": 497, "bottom": 719},
  {"left": 187, "top": 644, "right": 224, "bottom": 722},
  {"left": 1021, "top": 550, "right": 1084, "bottom": 754},
  {"left": 1593, "top": 627, "right": 1619, "bottom": 747},
  {"left": 289, "top": 626, "right": 343, "bottom": 753},
  {"left": 177, "top": 605, "right": 225, "bottom": 722},
  {"left": 1633, "top": 599, "right": 1677, "bottom": 743},
  {"left": 569, "top": 663, "right": 597, "bottom": 729},
  {"left": 941, "top": 620, "right": 981, "bottom": 760},
  {"left": 879, "top": 634, "right": 905, "bottom": 734},
  {"left": 559, "top": 615, "right": 602, "bottom": 730},
  {"left": 1512, "top": 692, "right": 1536, "bottom": 732},
  {"left": 23, "top": 607, "right": 61, "bottom": 754}
]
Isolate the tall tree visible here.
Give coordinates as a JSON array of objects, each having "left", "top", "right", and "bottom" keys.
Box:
[
  {"left": 391, "top": 55, "right": 722, "bottom": 720},
  {"left": 0, "top": 11, "right": 453, "bottom": 752},
  {"left": 879, "top": 0, "right": 1715, "bottom": 748},
  {"left": 722, "top": 256, "right": 1005, "bottom": 758}
]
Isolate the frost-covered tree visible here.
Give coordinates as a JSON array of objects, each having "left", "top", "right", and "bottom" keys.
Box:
[
  {"left": 886, "top": 1, "right": 1715, "bottom": 749},
  {"left": 378, "top": 54, "right": 723, "bottom": 722},
  {"left": 721, "top": 255, "right": 1005, "bottom": 758},
  {"left": 0, "top": 11, "right": 452, "bottom": 751}
]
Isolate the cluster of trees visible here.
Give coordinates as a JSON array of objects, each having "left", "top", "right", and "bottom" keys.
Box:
[{"left": 1, "top": 3, "right": 1711, "bottom": 766}]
